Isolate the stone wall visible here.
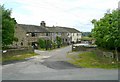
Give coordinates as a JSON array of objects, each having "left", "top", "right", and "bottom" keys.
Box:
[
  {"left": 72, "top": 45, "right": 120, "bottom": 61},
  {"left": 72, "top": 45, "right": 96, "bottom": 51},
  {"left": 2, "top": 48, "right": 34, "bottom": 57}
]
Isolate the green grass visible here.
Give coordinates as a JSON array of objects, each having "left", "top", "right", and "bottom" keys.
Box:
[
  {"left": 2, "top": 53, "right": 37, "bottom": 63},
  {"left": 81, "top": 36, "right": 94, "bottom": 41},
  {"left": 67, "top": 52, "right": 119, "bottom": 69}
]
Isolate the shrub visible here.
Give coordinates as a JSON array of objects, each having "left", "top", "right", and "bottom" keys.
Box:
[
  {"left": 56, "top": 36, "right": 62, "bottom": 48},
  {"left": 38, "top": 39, "right": 46, "bottom": 48}
]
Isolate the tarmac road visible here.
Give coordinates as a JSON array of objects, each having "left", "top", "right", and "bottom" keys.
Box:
[{"left": 2, "top": 46, "right": 118, "bottom": 80}]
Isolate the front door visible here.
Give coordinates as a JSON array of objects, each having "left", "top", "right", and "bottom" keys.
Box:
[{"left": 32, "top": 42, "right": 38, "bottom": 49}]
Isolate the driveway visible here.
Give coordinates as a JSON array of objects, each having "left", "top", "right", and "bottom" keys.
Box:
[{"left": 2, "top": 46, "right": 118, "bottom": 80}]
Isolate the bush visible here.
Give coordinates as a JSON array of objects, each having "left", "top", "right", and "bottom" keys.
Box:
[
  {"left": 52, "top": 42, "right": 57, "bottom": 49},
  {"left": 38, "top": 39, "right": 54, "bottom": 50},
  {"left": 38, "top": 39, "right": 46, "bottom": 48},
  {"left": 56, "top": 36, "right": 62, "bottom": 48}
]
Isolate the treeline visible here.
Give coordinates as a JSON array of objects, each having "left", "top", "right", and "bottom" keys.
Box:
[{"left": 82, "top": 32, "right": 91, "bottom": 37}]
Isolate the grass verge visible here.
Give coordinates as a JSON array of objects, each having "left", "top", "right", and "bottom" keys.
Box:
[
  {"left": 2, "top": 53, "right": 37, "bottom": 63},
  {"left": 67, "top": 52, "right": 120, "bottom": 69}
]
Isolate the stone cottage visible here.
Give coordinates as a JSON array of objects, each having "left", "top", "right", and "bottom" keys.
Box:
[{"left": 14, "top": 21, "right": 81, "bottom": 48}]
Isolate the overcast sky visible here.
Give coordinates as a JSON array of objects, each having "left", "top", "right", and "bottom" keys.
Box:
[{"left": 1, "top": 0, "right": 119, "bottom": 32}]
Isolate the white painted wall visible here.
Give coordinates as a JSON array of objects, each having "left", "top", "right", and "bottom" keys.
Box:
[{"left": 69, "top": 33, "right": 82, "bottom": 43}]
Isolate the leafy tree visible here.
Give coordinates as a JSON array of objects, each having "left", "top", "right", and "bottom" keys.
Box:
[
  {"left": 1, "top": 5, "right": 17, "bottom": 48},
  {"left": 47, "top": 40, "right": 52, "bottom": 49},
  {"left": 0, "top": 6, "right": 2, "bottom": 49},
  {"left": 82, "top": 32, "right": 91, "bottom": 37},
  {"left": 38, "top": 38, "right": 46, "bottom": 48},
  {"left": 91, "top": 9, "right": 120, "bottom": 61},
  {"left": 52, "top": 42, "right": 57, "bottom": 49},
  {"left": 56, "top": 36, "right": 62, "bottom": 48},
  {"left": 88, "top": 33, "right": 92, "bottom": 37}
]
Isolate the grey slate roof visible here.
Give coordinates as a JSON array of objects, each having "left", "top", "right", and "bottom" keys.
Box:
[
  {"left": 59, "top": 27, "right": 81, "bottom": 33},
  {"left": 17, "top": 24, "right": 49, "bottom": 33},
  {"left": 17, "top": 24, "right": 80, "bottom": 33},
  {"left": 46, "top": 27, "right": 69, "bottom": 33}
]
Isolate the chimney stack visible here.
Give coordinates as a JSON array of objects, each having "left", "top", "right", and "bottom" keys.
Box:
[{"left": 40, "top": 21, "right": 46, "bottom": 27}]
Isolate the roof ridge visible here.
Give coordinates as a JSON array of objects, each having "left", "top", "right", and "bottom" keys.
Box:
[
  {"left": 18, "top": 24, "right": 39, "bottom": 27},
  {"left": 17, "top": 24, "right": 80, "bottom": 33}
]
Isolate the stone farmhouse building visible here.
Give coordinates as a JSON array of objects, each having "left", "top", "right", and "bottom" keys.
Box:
[{"left": 14, "top": 21, "right": 81, "bottom": 48}]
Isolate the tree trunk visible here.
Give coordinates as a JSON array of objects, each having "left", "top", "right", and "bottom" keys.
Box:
[{"left": 115, "top": 47, "right": 118, "bottom": 61}]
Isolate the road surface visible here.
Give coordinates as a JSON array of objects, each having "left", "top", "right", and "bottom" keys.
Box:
[{"left": 2, "top": 46, "right": 118, "bottom": 80}]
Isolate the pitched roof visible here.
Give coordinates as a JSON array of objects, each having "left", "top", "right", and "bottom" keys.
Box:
[
  {"left": 46, "top": 26, "right": 69, "bottom": 33},
  {"left": 17, "top": 24, "right": 49, "bottom": 33},
  {"left": 17, "top": 24, "right": 80, "bottom": 33},
  {"left": 56, "top": 26, "right": 81, "bottom": 33},
  {"left": 46, "top": 26, "right": 81, "bottom": 33}
]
